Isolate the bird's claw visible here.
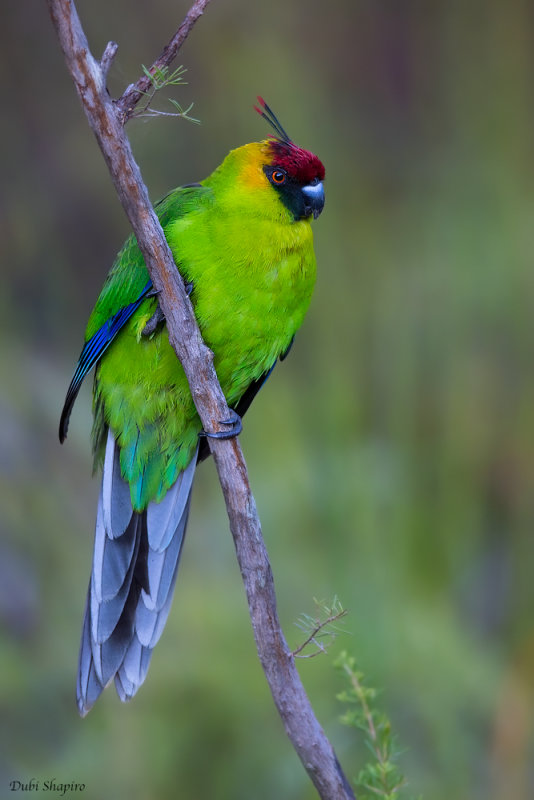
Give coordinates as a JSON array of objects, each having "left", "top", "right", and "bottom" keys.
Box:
[
  {"left": 142, "top": 281, "right": 193, "bottom": 337},
  {"left": 142, "top": 302, "right": 165, "bottom": 336},
  {"left": 199, "top": 409, "right": 243, "bottom": 440},
  {"left": 146, "top": 278, "right": 192, "bottom": 299}
]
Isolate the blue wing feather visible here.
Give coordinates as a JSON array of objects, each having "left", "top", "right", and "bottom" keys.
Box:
[{"left": 59, "top": 279, "right": 153, "bottom": 442}]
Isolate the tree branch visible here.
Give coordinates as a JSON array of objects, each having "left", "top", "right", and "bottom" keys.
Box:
[
  {"left": 115, "top": 0, "right": 213, "bottom": 123},
  {"left": 46, "top": 2, "right": 355, "bottom": 798}
]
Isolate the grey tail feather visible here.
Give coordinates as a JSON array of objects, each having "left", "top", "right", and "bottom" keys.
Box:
[{"left": 76, "top": 429, "right": 198, "bottom": 716}]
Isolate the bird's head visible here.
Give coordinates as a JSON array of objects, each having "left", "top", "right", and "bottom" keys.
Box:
[
  {"left": 254, "top": 97, "right": 325, "bottom": 222},
  {"left": 206, "top": 98, "right": 325, "bottom": 223}
]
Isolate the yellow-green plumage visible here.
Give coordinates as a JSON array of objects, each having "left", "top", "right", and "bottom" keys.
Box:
[
  {"left": 62, "top": 103, "right": 325, "bottom": 713},
  {"left": 91, "top": 142, "right": 317, "bottom": 510}
]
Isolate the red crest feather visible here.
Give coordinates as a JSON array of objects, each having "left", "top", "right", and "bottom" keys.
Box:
[{"left": 254, "top": 97, "right": 325, "bottom": 184}]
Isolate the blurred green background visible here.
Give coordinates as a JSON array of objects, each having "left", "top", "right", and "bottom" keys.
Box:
[{"left": 1, "top": 0, "right": 534, "bottom": 798}]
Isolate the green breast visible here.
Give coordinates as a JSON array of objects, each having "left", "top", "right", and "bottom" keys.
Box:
[
  {"left": 170, "top": 210, "right": 317, "bottom": 404},
  {"left": 94, "top": 197, "right": 317, "bottom": 510}
]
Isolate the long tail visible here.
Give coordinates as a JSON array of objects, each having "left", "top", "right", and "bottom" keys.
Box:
[{"left": 77, "top": 429, "right": 198, "bottom": 716}]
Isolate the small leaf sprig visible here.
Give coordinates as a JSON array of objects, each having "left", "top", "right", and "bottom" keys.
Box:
[
  {"left": 336, "top": 651, "right": 420, "bottom": 800},
  {"left": 292, "top": 597, "right": 348, "bottom": 659},
  {"left": 131, "top": 64, "right": 200, "bottom": 122}
]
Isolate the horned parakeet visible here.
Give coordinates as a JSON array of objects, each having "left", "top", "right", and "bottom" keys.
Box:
[{"left": 60, "top": 99, "right": 325, "bottom": 715}]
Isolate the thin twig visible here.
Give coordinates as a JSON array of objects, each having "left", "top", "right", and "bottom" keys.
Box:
[
  {"left": 46, "top": 2, "right": 355, "bottom": 798},
  {"left": 135, "top": 109, "right": 191, "bottom": 119},
  {"left": 100, "top": 40, "right": 118, "bottom": 79},
  {"left": 343, "top": 662, "right": 408, "bottom": 795},
  {"left": 344, "top": 664, "right": 378, "bottom": 747},
  {"left": 115, "top": 0, "right": 213, "bottom": 123},
  {"left": 292, "top": 608, "right": 348, "bottom": 658}
]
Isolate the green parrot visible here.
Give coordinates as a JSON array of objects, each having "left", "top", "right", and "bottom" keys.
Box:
[{"left": 60, "top": 99, "right": 325, "bottom": 715}]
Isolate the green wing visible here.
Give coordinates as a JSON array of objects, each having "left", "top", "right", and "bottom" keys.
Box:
[
  {"left": 85, "top": 185, "right": 211, "bottom": 340},
  {"left": 61, "top": 184, "right": 212, "bottom": 476}
]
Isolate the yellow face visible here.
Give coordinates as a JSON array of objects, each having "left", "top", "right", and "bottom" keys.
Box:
[
  {"left": 230, "top": 141, "right": 273, "bottom": 191},
  {"left": 203, "top": 138, "right": 325, "bottom": 224},
  {"left": 201, "top": 141, "right": 288, "bottom": 222}
]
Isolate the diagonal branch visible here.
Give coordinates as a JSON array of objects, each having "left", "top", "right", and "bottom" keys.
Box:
[
  {"left": 115, "top": 0, "right": 213, "bottom": 123},
  {"left": 46, "top": 2, "right": 355, "bottom": 798}
]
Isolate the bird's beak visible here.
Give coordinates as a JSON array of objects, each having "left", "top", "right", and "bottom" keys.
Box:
[{"left": 302, "top": 181, "right": 325, "bottom": 219}]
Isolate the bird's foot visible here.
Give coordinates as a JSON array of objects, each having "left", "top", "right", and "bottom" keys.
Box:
[
  {"left": 199, "top": 409, "right": 243, "bottom": 440},
  {"left": 142, "top": 282, "right": 193, "bottom": 337},
  {"left": 142, "top": 302, "right": 165, "bottom": 336},
  {"left": 148, "top": 281, "right": 194, "bottom": 298}
]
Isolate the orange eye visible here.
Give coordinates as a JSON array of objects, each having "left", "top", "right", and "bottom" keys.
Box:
[{"left": 271, "top": 169, "right": 286, "bottom": 184}]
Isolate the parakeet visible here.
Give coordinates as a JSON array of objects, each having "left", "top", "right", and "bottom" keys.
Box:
[{"left": 60, "top": 99, "right": 325, "bottom": 716}]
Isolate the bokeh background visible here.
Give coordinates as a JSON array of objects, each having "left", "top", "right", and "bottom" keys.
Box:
[{"left": 2, "top": 0, "right": 534, "bottom": 798}]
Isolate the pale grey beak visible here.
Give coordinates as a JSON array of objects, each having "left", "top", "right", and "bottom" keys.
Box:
[{"left": 301, "top": 181, "right": 325, "bottom": 219}]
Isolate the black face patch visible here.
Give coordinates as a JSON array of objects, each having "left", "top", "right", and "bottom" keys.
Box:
[{"left": 264, "top": 166, "right": 320, "bottom": 221}]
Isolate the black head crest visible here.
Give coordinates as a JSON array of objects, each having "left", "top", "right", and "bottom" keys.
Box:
[{"left": 254, "top": 97, "right": 292, "bottom": 144}]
